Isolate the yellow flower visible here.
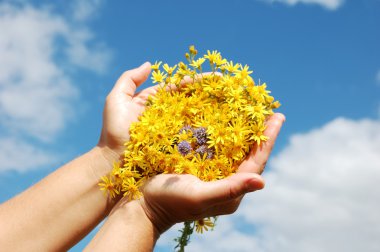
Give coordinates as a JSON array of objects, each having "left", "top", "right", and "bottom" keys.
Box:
[
  {"left": 250, "top": 122, "right": 269, "bottom": 145},
  {"left": 189, "top": 45, "right": 198, "bottom": 56},
  {"left": 227, "top": 118, "right": 251, "bottom": 144},
  {"left": 122, "top": 177, "right": 143, "bottom": 201},
  {"left": 98, "top": 175, "right": 119, "bottom": 198},
  {"left": 174, "top": 159, "right": 197, "bottom": 175},
  {"left": 130, "top": 130, "right": 149, "bottom": 148},
  {"left": 214, "top": 56, "right": 227, "bottom": 67},
  {"left": 172, "top": 72, "right": 185, "bottom": 85},
  {"left": 99, "top": 46, "right": 281, "bottom": 244},
  {"left": 271, "top": 100, "right": 281, "bottom": 109},
  {"left": 236, "top": 64, "right": 253, "bottom": 79},
  {"left": 111, "top": 162, "right": 123, "bottom": 183},
  {"left": 223, "top": 60, "right": 240, "bottom": 73},
  {"left": 201, "top": 167, "right": 222, "bottom": 181},
  {"left": 254, "top": 83, "right": 271, "bottom": 102},
  {"left": 226, "top": 86, "right": 245, "bottom": 105},
  {"left": 124, "top": 150, "right": 147, "bottom": 170},
  {"left": 190, "top": 58, "right": 206, "bottom": 69},
  {"left": 151, "top": 61, "right": 162, "bottom": 71},
  {"left": 151, "top": 70, "right": 167, "bottom": 83},
  {"left": 202, "top": 75, "right": 223, "bottom": 92},
  {"left": 204, "top": 50, "right": 221, "bottom": 64},
  {"left": 207, "top": 125, "right": 228, "bottom": 147},
  {"left": 195, "top": 218, "right": 215, "bottom": 233},
  {"left": 245, "top": 103, "right": 270, "bottom": 120},
  {"left": 177, "top": 61, "right": 193, "bottom": 76},
  {"left": 163, "top": 63, "right": 177, "bottom": 75}
]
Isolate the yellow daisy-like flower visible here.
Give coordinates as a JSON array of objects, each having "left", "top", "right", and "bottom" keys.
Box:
[
  {"left": 163, "top": 63, "right": 177, "bottom": 75},
  {"left": 190, "top": 58, "right": 206, "bottom": 69},
  {"left": 195, "top": 218, "right": 215, "bottom": 233},
  {"left": 236, "top": 64, "right": 253, "bottom": 79},
  {"left": 222, "top": 60, "right": 240, "bottom": 73},
  {"left": 99, "top": 45, "right": 281, "bottom": 249},
  {"left": 151, "top": 61, "right": 162, "bottom": 71},
  {"left": 151, "top": 70, "right": 167, "bottom": 83},
  {"left": 122, "top": 177, "right": 143, "bottom": 201},
  {"left": 98, "top": 175, "right": 119, "bottom": 199},
  {"left": 204, "top": 50, "right": 221, "bottom": 65}
]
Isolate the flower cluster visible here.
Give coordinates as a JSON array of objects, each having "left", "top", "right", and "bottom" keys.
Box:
[{"left": 99, "top": 46, "right": 280, "bottom": 250}]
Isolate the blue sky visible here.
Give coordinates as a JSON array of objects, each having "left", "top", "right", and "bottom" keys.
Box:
[{"left": 0, "top": 0, "right": 379, "bottom": 251}]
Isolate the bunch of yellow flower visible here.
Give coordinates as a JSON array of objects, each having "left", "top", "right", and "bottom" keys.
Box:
[{"left": 99, "top": 45, "right": 280, "bottom": 250}]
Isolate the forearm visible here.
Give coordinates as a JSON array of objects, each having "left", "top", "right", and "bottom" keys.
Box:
[
  {"left": 85, "top": 199, "right": 159, "bottom": 252},
  {"left": 0, "top": 146, "right": 118, "bottom": 251}
]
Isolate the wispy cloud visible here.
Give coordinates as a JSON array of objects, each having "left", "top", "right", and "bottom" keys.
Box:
[
  {"left": 159, "top": 117, "right": 380, "bottom": 252},
  {"left": 376, "top": 69, "right": 380, "bottom": 85},
  {"left": 71, "top": 0, "right": 105, "bottom": 22},
  {"left": 261, "top": 0, "right": 345, "bottom": 10},
  {"left": 0, "top": 138, "right": 58, "bottom": 173},
  {"left": 0, "top": 2, "right": 111, "bottom": 172}
]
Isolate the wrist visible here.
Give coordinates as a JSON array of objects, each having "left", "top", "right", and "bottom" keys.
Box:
[
  {"left": 89, "top": 146, "right": 120, "bottom": 179},
  {"left": 117, "top": 199, "right": 160, "bottom": 249},
  {"left": 85, "top": 199, "right": 160, "bottom": 251},
  {"left": 139, "top": 197, "right": 174, "bottom": 235}
]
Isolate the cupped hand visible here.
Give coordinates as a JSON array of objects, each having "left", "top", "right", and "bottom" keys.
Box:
[
  {"left": 97, "top": 63, "right": 285, "bottom": 234},
  {"left": 98, "top": 62, "right": 154, "bottom": 163},
  {"left": 139, "top": 113, "right": 285, "bottom": 234}
]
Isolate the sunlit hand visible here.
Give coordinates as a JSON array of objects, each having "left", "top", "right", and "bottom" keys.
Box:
[
  {"left": 139, "top": 113, "right": 285, "bottom": 234},
  {"left": 87, "top": 66, "right": 285, "bottom": 251},
  {"left": 97, "top": 62, "right": 285, "bottom": 233},
  {"left": 98, "top": 62, "right": 153, "bottom": 164}
]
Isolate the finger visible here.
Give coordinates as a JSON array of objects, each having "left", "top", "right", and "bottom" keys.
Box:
[
  {"left": 111, "top": 62, "right": 151, "bottom": 99},
  {"left": 238, "top": 113, "right": 285, "bottom": 174},
  {"left": 195, "top": 173, "right": 265, "bottom": 207}
]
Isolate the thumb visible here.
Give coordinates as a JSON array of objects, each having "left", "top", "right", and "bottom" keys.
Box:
[
  {"left": 197, "top": 173, "right": 265, "bottom": 207},
  {"left": 112, "top": 62, "right": 151, "bottom": 98}
]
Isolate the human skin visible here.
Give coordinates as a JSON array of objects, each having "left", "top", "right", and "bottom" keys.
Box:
[
  {"left": 0, "top": 62, "right": 285, "bottom": 251},
  {"left": 85, "top": 114, "right": 285, "bottom": 252},
  {"left": 85, "top": 63, "right": 285, "bottom": 251},
  {"left": 0, "top": 63, "right": 153, "bottom": 251}
]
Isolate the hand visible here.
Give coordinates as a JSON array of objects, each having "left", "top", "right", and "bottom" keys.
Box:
[
  {"left": 96, "top": 64, "right": 213, "bottom": 168},
  {"left": 139, "top": 113, "right": 285, "bottom": 234},
  {"left": 86, "top": 68, "right": 285, "bottom": 251},
  {"left": 97, "top": 62, "right": 153, "bottom": 165},
  {"left": 96, "top": 62, "right": 285, "bottom": 233}
]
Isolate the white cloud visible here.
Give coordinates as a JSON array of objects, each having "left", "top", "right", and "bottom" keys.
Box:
[
  {"left": 0, "top": 2, "right": 111, "bottom": 171},
  {"left": 0, "top": 137, "right": 57, "bottom": 172},
  {"left": 158, "top": 117, "right": 380, "bottom": 251},
  {"left": 71, "top": 0, "right": 104, "bottom": 22},
  {"left": 262, "top": 0, "right": 345, "bottom": 10},
  {"left": 187, "top": 218, "right": 261, "bottom": 252},
  {"left": 376, "top": 70, "right": 380, "bottom": 85},
  {"left": 240, "top": 117, "right": 380, "bottom": 251},
  {"left": 157, "top": 220, "right": 261, "bottom": 252},
  {"left": 65, "top": 28, "right": 112, "bottom": 74}
]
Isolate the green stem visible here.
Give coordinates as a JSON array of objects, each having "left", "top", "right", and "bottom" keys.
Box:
[{"left": 174, "top": 221, "right": 194, "bottom": 252}]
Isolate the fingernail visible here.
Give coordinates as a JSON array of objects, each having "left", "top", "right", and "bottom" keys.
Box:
[{"left": 277, "top": 113, "right": 286, "bottom": 122}]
